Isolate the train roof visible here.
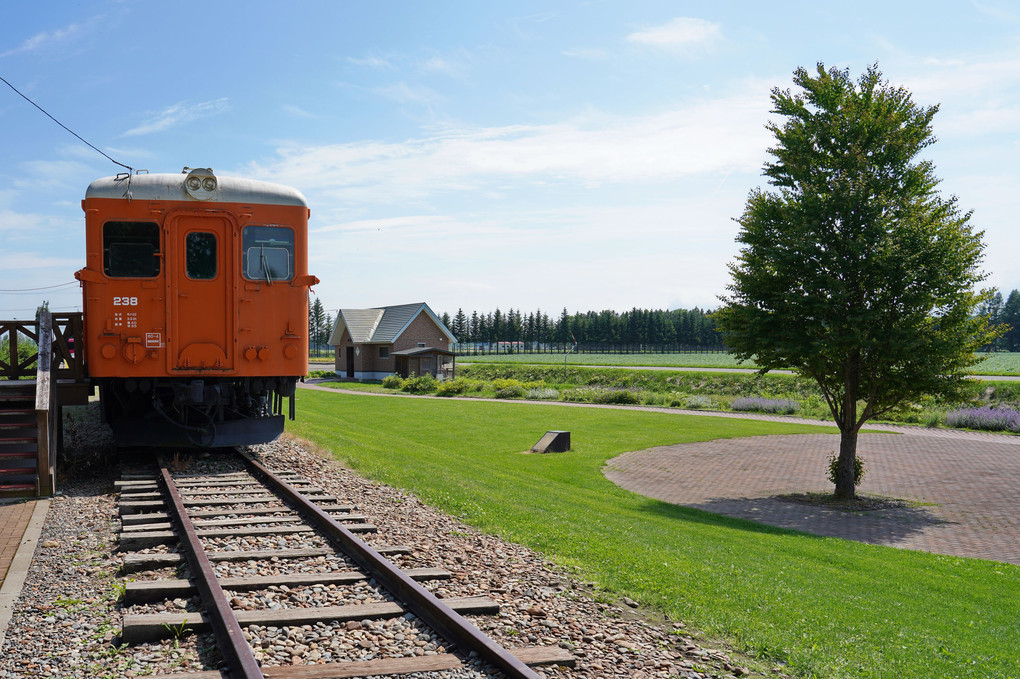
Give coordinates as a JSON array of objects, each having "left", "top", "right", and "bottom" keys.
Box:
[{"left": 84, "top": 171, "right": 308, "bottom": 207}]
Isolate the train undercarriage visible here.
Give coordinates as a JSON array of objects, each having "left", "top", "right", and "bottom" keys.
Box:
[{"left": 98, "top": 376, "right": 299, "bottom": 447}]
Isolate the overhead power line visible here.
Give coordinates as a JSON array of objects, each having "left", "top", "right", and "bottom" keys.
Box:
[
  {"left": 1, "top": 74, "right": 133, "bottom": 172},
  {"left": 0, "top": 281, "right": 79, "bottom": 292}
]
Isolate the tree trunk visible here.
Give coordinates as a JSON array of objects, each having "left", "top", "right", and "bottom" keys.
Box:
[{"left": 835, "top": 428, "right": 858, "bottom": 500}]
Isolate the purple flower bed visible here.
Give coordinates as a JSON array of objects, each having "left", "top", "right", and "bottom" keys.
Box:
[
  {"left": 731, "top": 396, "right": 800, "bottom": 415},
  {"left": 944, "top": 406, "right": 1020, "bottom": 433}
]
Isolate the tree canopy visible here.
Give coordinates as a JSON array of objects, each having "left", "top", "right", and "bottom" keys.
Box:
[{"left": 715, "top": 63, "right": 1000, "bottom": 498}]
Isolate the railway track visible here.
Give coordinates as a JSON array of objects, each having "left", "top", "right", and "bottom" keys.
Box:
[{"left": 115, "top": 447, "right": 573, "bottom": 678}]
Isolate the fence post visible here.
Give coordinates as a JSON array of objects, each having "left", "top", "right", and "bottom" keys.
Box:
[{"left": 35, "top": 312, "right": 56, "bottom": 496}]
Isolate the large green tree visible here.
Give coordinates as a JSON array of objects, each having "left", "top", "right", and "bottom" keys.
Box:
[{"left": 715, "top": 64, "right": 1000, "bottom": 499}]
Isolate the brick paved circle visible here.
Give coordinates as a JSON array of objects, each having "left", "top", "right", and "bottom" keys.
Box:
[{"left": 604, "top": 431, "right": 1020, "bottom": 565}]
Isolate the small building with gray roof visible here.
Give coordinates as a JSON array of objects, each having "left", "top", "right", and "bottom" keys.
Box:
[{"left": 328, "top": 302, "right": 457, "bottom": 380}]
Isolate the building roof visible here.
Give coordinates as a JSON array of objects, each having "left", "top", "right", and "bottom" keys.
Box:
[
  {"left": 328, "top": 302, "right": 456, "bottom": 346},
  {"left": 391, "top": 347, "right": 456, "bottom": 357}
]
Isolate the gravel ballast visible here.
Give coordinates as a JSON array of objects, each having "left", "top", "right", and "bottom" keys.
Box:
[{"left": 0, "top": 428, "right": 766, "bottom": 678}]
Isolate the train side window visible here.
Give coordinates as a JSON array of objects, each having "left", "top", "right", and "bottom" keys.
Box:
[
  {"left": 242, "top": 225, "right": 294, "bottom": 283},
  {"left": 186, "top": 232, "right": 217, "bottom": 280},
  {"left": 104, "top": 221, "right": 160, "bottom": 277}
]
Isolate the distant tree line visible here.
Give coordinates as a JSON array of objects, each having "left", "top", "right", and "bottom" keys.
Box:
[
  {"left": 308, "top": 297, "right": 334, "bottom": 357},
  {"left": 440, "top": 307, "right": 721, "bottom": 351},
  {"left": 979, "top": 288, "right": 1020, "bottom": 351}
]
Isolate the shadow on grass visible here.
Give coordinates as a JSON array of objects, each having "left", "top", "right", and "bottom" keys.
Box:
[{"left": 635, "top": 493, "right": 950, "bottom": 547}]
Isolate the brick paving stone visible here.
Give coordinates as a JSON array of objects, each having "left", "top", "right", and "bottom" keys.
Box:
[
  {"left": 0, "top": 500, "right": 37, "bottom": 588},
  {"left": 605, "top": 430, "right": 1020, "bottom": 565}
]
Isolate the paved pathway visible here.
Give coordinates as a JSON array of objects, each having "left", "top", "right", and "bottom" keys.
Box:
[
  {"left": 301, "top": 382, "right": 1020, "bottom": 564},
  {"left": 0, "top": 500, "right": 36, "bottom": 588},
  {"left": 605, "top": 430, "right": 1020, "bottom": 565}
]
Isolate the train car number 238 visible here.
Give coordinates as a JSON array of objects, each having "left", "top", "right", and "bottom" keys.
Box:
[{"left": 113, "top": 297, "right": 140, "bottom": 306}]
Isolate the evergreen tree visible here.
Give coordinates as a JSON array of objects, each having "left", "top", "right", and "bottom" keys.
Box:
[{"left": 1000, "top": 289, "right": 1020, "bottom": 351}]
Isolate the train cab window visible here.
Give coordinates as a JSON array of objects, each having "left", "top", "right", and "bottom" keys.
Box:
[
  {"left": 242, "top": 225, "right": 294, "bottom": 283},
  {"left": 186, "top": 232, "right": 217, "bottom": 280},
  {"left": 103, "top": 221, "right": 160, "bottom": 278}
]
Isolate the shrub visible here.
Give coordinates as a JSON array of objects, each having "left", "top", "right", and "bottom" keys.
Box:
[
  {"left": 401, "top": 374, "right": 438, "bottom": 394},
  {"left": 492, "top": 378, "right": 543, "bottom": 399},
  {"left": 945, "top": 406, "right": 1020, "bottom": 432},
  {"left": 684, "top": 395, "right": 716, "bottom": 410},
  {"left": 827, "top": 453, "right": 866, "bottom": 487},
  {"left": 494, "top": 383, "right": 527, "bottom": 399},
  {"left": 526, "top": 387, "right": 559, "bottom": 400},
  {"left": 381, "top": 375, "right": 404, "bottom": 389},
  {"left": 731, "top": 396, "right": 801, "bottom": 415},
  {"left": 435, "top": 380, "right": 465, "bottom": 397},
  {"left": 562, "top": 387, "right": 641, "bottom": 405}
]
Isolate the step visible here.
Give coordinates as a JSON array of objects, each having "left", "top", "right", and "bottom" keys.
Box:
[
  {"left": 0, "top": 485, "right": 37, "bottom": 499},
  {"left": 0, "top": 409, "right": 36, "bottom": 421},
  {"left": 0, "top": 460, "right": 37, "bottom": 472},
  {"left": 0, "top": 430, "right": 38, "bottom": 442},
  {"left": 0, "top": 438, "right": 37, "bottom": 454},
  {"left": 0, "top": 393, "right": 35, "bottom": 404}
]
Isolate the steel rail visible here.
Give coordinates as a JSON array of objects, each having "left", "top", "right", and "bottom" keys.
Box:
[
  {"left": 238, "top": 449, "right": 543, "bottom": 679},
  {"left": 158, "top": 461, "right": 265, "bottom": 678}
]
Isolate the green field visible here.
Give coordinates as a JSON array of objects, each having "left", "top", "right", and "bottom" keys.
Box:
[
  {"left": 457, "top": 351, "right": 1020, "bottom": 375},
  {"left": 288, "top": 389, "right": 1020, "bottom": 679},
  {"left": 459, "top": 351, "right": 757, "bottom": 369}
]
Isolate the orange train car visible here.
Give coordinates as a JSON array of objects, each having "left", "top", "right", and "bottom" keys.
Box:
[{"left": 75, "top": 168, "right": 318, "bottom": 446}]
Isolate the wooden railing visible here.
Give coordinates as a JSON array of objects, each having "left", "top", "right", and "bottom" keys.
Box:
[
  {"left": 0, "top": 312, "right": 85, "bottom": 381},
  {"left": 1, "top": 312, "right": 85, "bottom": 496}
]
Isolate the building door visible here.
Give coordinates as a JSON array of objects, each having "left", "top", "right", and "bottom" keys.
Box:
[
  {"left": 346, "top": 346, "right": 355, "bottom": 378},
  {"left": 167, "top": 212, "right": 235, "bottom": 372}
]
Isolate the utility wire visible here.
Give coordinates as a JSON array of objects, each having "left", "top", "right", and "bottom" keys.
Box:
[
  {"left": 1, "top": 74, "right": 133, "bottom": 173},
  {"left": 0, "top": 281, "right": 79, "bottom": 293}
]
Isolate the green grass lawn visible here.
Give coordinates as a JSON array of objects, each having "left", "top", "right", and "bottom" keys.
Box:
[
  {"left": 287, "top": 390, "right": 1020, "bottom": 678},
  {"left": 459, "top": 351, "right": 1020, "bottom": 376}
]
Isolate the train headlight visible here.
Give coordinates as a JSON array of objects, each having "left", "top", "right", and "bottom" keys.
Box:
[{"left": 183, "top": 167, "right": 218, "bottom": 200}]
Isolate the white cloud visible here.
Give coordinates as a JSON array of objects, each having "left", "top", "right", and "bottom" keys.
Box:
[
  {"left": 243, "top": 86, "right": 772, "bottom": 207},
  {"left": 122, "top": 99, "right": 230, "bottom": 136},
  {"left": 419, "top": 56, "right": 464, "bottom": 76},
  {"left": 282, "top": 104, "right": 319, "bottom": 119},
  {"left": 372, "top": 82, "right": 444, "bottom": 105},
  {"left": 347, "top": 55, "right": 394, "bottom": 69},
  {"left": 626, "top": 17, "right": 722, "bottom": 56},
  {"left": 562, "top": 47, "right": 610, "bottom": 60},
  {"left": 0, "top": 17, "right": 101, "bottom": 58}
]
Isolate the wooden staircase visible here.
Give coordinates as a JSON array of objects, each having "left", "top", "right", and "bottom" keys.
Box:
[
  {"left": 0, "top": 381, "right": 40, "bottom": 498},
  {"left": 1, "top": 312, "right": 89, "bottom": 498}
]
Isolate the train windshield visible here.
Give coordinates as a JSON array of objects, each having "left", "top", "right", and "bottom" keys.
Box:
[
  {"left": 243, "top": 225, "right": 294, "bottom": 283},
  {"left": 104, "top": 221, "right": 160, "bottom": 278}
]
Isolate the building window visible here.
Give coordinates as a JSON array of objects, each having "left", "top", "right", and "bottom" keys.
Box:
[
  {"left": 417, "top": 342, "right": 426, "bottom": 347},
  {"left": 379, "top": 346, "right": 390, "bottom": 359}
]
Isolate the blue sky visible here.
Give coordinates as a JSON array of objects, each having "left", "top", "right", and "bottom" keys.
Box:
[{"left": 2, "top": 1, "right": 1019, "bottom": 321}]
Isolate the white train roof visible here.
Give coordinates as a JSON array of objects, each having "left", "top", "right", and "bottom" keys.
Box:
[{"left": 85, "top": 170, "right": 308, "bottom": 207}]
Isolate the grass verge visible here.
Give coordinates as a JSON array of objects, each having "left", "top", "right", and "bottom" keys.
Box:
[{"left": 288, "top": 389, "right": 1020, "bottom": 678}]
